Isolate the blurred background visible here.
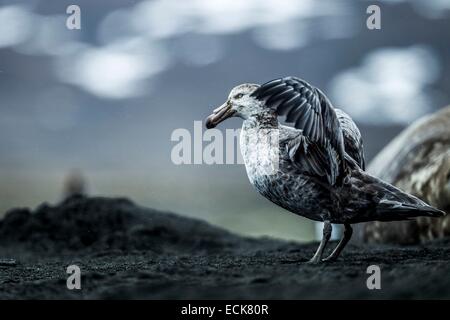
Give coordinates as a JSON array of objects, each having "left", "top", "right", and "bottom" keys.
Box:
[{"left": 0, "top": 0, "right": 449, "bottom": 241}]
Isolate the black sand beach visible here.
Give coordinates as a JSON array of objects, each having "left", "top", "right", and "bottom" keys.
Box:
[{"left": 1, "top": 196, "right": 449, "bottom": 299}]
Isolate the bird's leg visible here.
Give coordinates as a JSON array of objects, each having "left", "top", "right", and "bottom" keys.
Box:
[
  {"left": 323, "top": 223, "right": 353, "bottom": 262},
  {"left": 308, "top": 221, "right": 332, "bottom": 264}
]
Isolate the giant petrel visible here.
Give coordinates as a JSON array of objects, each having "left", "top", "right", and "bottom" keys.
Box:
[{"left": 205, "top": 77, "right": 445, "bottom": 263}]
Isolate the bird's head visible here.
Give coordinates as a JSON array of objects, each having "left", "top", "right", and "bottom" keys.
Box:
[{"left": 205, "top": 83, "right": 265, "bottom": 129}]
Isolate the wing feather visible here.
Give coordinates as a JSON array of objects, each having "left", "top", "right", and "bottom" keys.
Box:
[
  {"left": 252, "top": 76, "right": 348, "bottom": 185},
  {"left": 334, "top": 108, "right": 366, "bottom": 170},
  {"left": 278, "top": 94, "right": 301, "bottom": 115}
]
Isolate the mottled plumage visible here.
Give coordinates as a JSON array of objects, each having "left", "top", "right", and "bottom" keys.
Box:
[
  {"left": 206, "top": 76, "right": 445, "bottom": 263},
  {"left": 334, "top": 108, "right": 365, "bottom": 170}
]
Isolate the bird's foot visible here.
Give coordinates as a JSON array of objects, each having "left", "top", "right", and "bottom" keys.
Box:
[
  {"left": 306, "top": 256, "right": 322, "bottom": 264},
  {"left": 321, "top": 255, "right": 338, "bottom": 263},
  {"left": 306, "top": 256, "right": 338, "bottom": 264}
]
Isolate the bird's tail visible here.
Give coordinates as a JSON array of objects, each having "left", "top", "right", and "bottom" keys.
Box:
[
  {"left": 352, "top": 171, "right": 446, "bottom": 222},
  {"left": 373, "top": 177, "right": 446, "bottom": 221},
  {"left": 375, "top": 199, "right": 445, "bottom": 221}
]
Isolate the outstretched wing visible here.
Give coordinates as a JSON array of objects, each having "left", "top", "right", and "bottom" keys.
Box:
[
  {"left": 252, "top": 76, "right": 347, "bottom": 185},
  {"left": 335, "top": 108, "right": 366, "bottom": 170}
]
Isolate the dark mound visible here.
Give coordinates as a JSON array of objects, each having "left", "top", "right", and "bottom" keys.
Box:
[
  {"left": 1, "top": 196, "right": 450, "bottom": 299},
  {"left": 0, "top": 196, "right": 254, "bottom": 255}
]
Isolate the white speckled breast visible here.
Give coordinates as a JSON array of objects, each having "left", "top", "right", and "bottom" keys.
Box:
[
  {"left": 240, "top": 122, "right": 280, "bottom": 185},
  {"left": 239, "top": 119, "right": 334, "bottom": 222}
]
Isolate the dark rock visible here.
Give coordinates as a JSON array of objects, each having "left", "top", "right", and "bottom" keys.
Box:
[{"left": 0, "top": 195, "right": 247, "bottom": 255}]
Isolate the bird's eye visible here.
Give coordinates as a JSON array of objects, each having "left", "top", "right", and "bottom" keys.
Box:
[{"left": 234, "top": 93, "right": 244, "bottom": 99}]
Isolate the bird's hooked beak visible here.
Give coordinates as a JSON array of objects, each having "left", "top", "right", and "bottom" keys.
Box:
[{"left": 205, "top": 101, "right": 236, "bottom": 129}]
